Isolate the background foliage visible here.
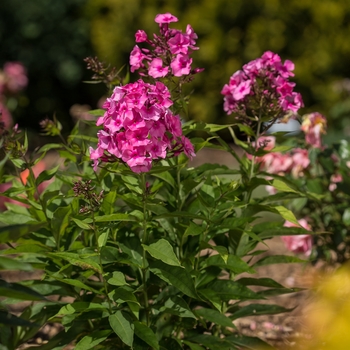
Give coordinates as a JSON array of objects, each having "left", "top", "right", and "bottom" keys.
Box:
[{"left": 1, "top": 0, "right": 350, "bottom": 137}]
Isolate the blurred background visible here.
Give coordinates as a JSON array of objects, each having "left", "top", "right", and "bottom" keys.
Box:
[{"left": 1, "top": 0, "right": 350, "bottom": 145}]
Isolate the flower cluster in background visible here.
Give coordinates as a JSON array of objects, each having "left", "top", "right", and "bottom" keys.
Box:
[
  {"left": 90, "top": 80, "right": 195, "bottom": 173},
  {"left": 282, "top": 219, "right": 313, "bottom": 257},
  {"left": 0, "top": 62, "right": 28, "bottom": 131},
  {"left": 130, "top": 13, "right": 202, "bottom": 79},
  {"left": 221, "top": 51, "right": 303, "bottom": 124}
]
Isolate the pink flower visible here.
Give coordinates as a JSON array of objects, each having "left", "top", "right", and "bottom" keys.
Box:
[
  {"left": 135, "top": 30, "right": 148, "bottom": 43},
  {"left": 232, "top": 80, "right": 252, "bottom": 100},
  {"left": 148, "top": 58, "right": 169, "bottom": 78},
  {"left": 90, "top": 80, "right": 195, "bottom": 173},
  {"left": 155, "top": 13, "right": 178, "bottom": 24},
  {"left": 130, "top": 14, "right": 201, "bottom": 79},
  {"left": 0, "top": 100, "right": 13, "bottom": 130},
  {"left": 222, "top": 51, "right": 303, "bottom": 117},
  {"left": 3, "top": 62, "right": 28, "bottom": 93},
  {"left": 290, "top": 148, "right": 310, "bottom": 177},
  {"left": 282, "top": 219, "right": 313, "bottom": 257},
  {"left": 130, "top": 46, "right": 146, "bottom": 73},
  {"left": 170, "top": 54, "right": 192, "bottom": 77},
  {"left": 329, "top": 173, "right": 342, "bottom": 192}
]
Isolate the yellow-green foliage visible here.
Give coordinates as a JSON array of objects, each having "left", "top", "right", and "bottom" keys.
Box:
[{"left": 85, "top": 0, "right": 350, "bottom": 129}]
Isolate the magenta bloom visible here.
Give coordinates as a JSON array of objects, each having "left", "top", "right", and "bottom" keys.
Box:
[
  {"left": 129, "top": 13, "right": 201, "bottom": 79},
  {"left": 148, "top": 58, "right": 169, "bottom": 78},
  {"left": 155, "top": 13, "right": 178, "bottom": 24},
  {"left": 282, "top": 219, "right": 313, "bottom": 257},
  {"left": 90, "top": 80, "right": 195, "bottom": 173},
  {"left": 222, "top": 51, "right": 303, "bottom": 119}
]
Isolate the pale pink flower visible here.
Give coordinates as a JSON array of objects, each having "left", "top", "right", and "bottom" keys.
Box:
[
  {"left": 0, "top": 100, "right": 13, "bottom": 130},
  {"left": 290, "top": 148, "right": 310, "bottom": 177},
  {"left": 329, "top": 173, "right": 342, "bottom": 192},
  {"left": 301, "top": 112, "right": 327, "bottom": 148},
  {"left": 282, "top": 219, "right": 313, "bottom": 257},
  {"left": 3, "top": 62, "right": 28, "bottom": 93}
]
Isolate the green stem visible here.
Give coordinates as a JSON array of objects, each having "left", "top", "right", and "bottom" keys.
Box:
[
  {"left": 140, "top": 173, "right": 150, "bottom": 326},
  {"left": 90, "top": 206, "right": 113, "bottom": 314}
]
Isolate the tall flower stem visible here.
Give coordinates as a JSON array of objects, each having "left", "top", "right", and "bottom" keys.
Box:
[
  {"left": 90, "top": 205, "right": 113, "bottom": 314},
  {"left": 140, "top": 173, "right": 150, "bottom": 326}
]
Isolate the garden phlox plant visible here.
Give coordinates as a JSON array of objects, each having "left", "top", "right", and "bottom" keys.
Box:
[{"left": 2, "top": 11, "right": 347, "bottom": 350}]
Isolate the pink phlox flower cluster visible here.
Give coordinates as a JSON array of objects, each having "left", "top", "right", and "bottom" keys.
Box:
[
  {"left": 221, "top": 51, "right": 303, "bottom": 117},
  {"left": 0, "top": 62, "right": 28, "bottom": 130},
  {"left": 0, "top": 62, "right": 28, "bottom": 95},
  {"left": 281, "top": 218, "right": 313, "bottom": 257},
  {"left": 329, "top": 173, "right": 342, "bottom": 192},
  {"left": 253, "top": 136, "right": 310, "bottom": 177},
  {"left": 130, "top": 13, "right": 202, "bottom": 78},
  {"left": 301, "top": 112, "right": 327, "bottom": 149},
  {"left": 90, "top": 80, "right": 195, "bottom": 173}
]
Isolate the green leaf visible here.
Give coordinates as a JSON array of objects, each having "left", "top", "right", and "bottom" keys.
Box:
[
  {"left": 231, "top": 303, "right": 294, "bottom": 320},
  {"left": 50, "top": 277, "right": 101, "bottom": 294},
  {"left": 98, "top": 231, "right": 108, "bottom": 248},
  {"left": 108, "top": 271, "right": 128, "bottom": 286},
  {"left": 109, "top": 311, "right": 134, "bottom": 347},
  {"left": 270, "top": 178, "right": 299, "bottom": 193},
  {"left": 202, "top": 254, "right": 255, "bottom": 274},
  {"left": 152, "top": 171, "right": 175, "bottom": 188},
  {"left": 236, "top": 277, "right": 285, "bottom": 288},
  {"left": 0, "top": 222, "right": 47, "bottom": 243},
  {"left": 200, "top": 280, "right": 261, "bottom": 302},
  {"left": 0, "top": 310, "right": 39, "bottom": 327},
  {"left": 37, "top": 143, "right": 62, "bottom": 153},
  {"left": 134, "top": 321, "right": 159, "bottom": 350},
  {"left": 343, "top": 208, "right": 350, "bottom": 225},
  {"left": 195, "top": 308, "right": 235, "bottom": 328},
  {"left": 94, "top": 213, "right": 136, "bottom": 222},
  {"left": 149, "top": 260, "right": 198, "bottom": 299},
  {"left": 51, "top": 206, "right": 71, "bottom": 243},
  {"left": 108, "top": 287, "right": 139, "bottom": 305},
  {"left": 72, "top": 217, "right": 92, "bottom": 230},
  {"left": 0, "top": 256, "right": 33, "bottom": 271},
  {"left": 47, "top": 252, "right": 102, "bottom": 273},
  {"left": 159, "top": 296, "right": 196, "bottom": 319},
  {"left": 75, "top": 330, "right": 112, "bottom": 350},
  {"left": 0, "top": 280, "right": 45, "bottom": 301},
  {"left": 182, "top": 341, "right": 205, "bottom": 350},
  {"left": 225, "top": 335, "right": 275, "bottom": 349},
  {"left": 56, "top": 302, "right": 109, "bottom": 316},
  {"left": 253, "top": 255, "right": 306, "bottom": 267},
  {"left": 143, "top": 239, "right": 181, "bottom": 267},
  {"left": 184, "top": 222, "right": 205, "bottom": 238},
  {"left": 154, "top": 211, "right": 207, "bottom": 221},
  {"left": 270, "top": 205, "right": 299, "bottom": 225},
  {"left": 186, "top": 334, "right": 233, "bottom": 350},
  {"left": 35, "top": 165, "right": 59, "bottom": 186}
]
